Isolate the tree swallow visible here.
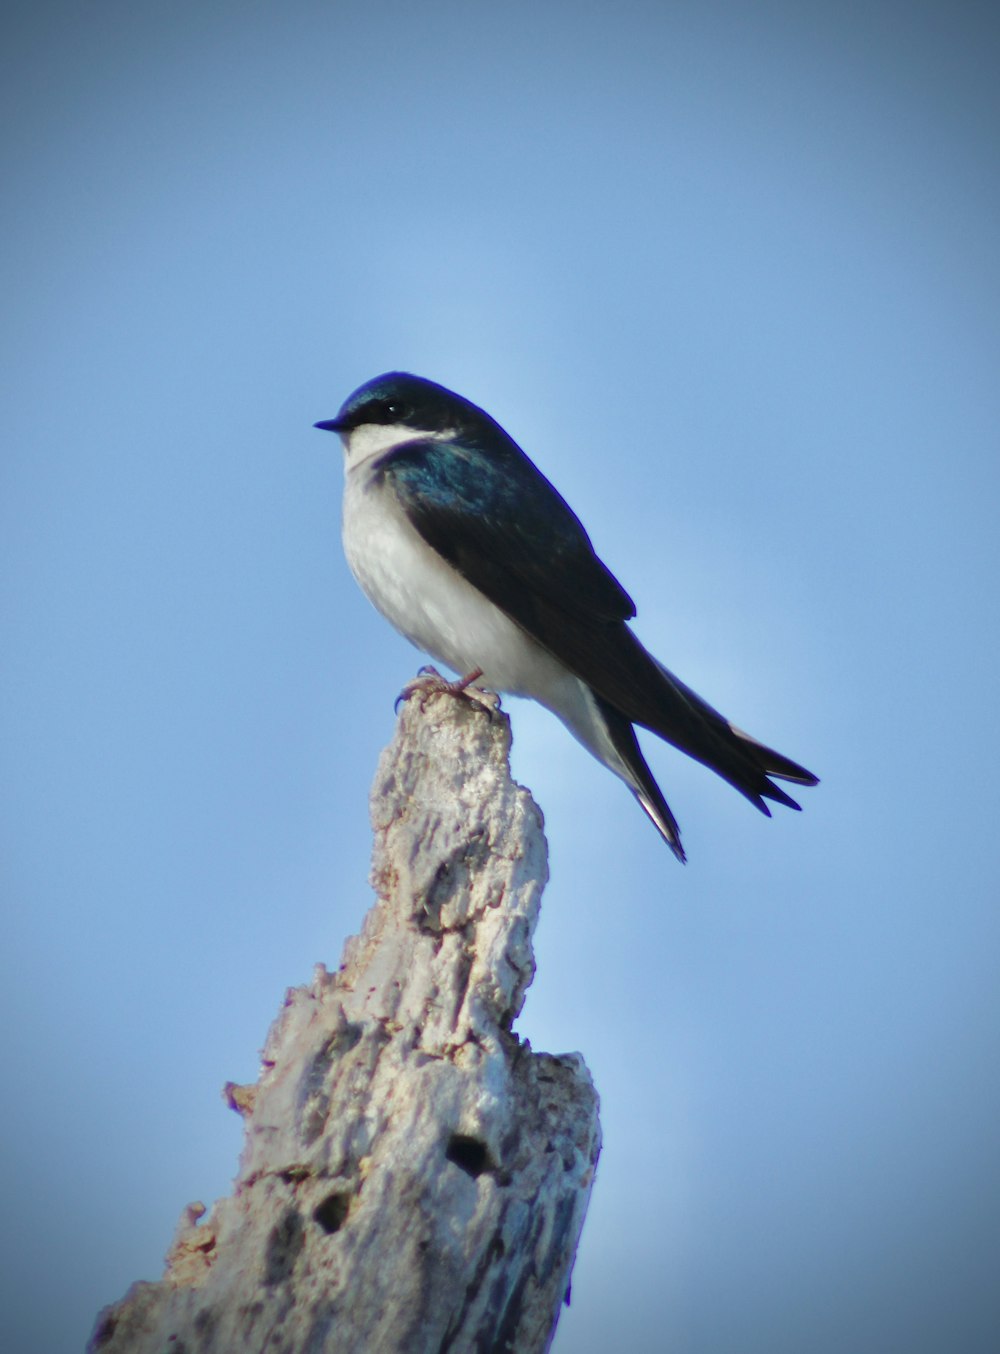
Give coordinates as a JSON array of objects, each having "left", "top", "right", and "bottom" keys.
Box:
[{"left": 316, "top": 372, "right": 817, "bottom": 861}]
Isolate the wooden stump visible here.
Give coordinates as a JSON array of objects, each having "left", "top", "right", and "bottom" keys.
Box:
[{"left": 89, "top": 689, "right": 601, "bottom": 1354}]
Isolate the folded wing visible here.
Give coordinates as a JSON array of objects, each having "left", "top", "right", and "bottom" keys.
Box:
[{"left": 378, "top": 438, "right": 818, "bottom": 815}]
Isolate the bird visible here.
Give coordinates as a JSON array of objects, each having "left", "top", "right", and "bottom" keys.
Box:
[{"left": 315, "top": 372, "right": 817, "bottom": 861}]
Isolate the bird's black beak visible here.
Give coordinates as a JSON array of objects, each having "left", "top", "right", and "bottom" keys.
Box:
[{"left": 314, "top": 417, "right": 347, "bottom": 433}]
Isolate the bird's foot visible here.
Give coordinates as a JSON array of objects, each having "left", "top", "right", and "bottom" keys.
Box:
[{"left": 395, "top": 666, "right": 500, "bottom": 714}]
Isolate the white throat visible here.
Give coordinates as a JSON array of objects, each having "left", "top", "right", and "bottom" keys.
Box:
[{"left": 341, "top": 422, "right": 453, "bottom": 471}]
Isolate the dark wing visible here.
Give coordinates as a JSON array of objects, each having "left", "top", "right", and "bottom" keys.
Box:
[
  {"left": 379, "top": 438, "right": 818, "bottom": 811},
  {"left": 378, "top": 437, "right": 636, "bottom": 624}
]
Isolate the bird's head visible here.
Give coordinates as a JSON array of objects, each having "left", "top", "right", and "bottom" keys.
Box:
[{"left": 315, "top": 372, "right": 500, "bottom": 467}]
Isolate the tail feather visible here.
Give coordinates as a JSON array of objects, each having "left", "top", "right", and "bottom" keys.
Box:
[
  {"left": 641, "top": 659, "right": 820, "bottom": 816},
  {"left": 548, "top": 627, "right": 817, "bottom": 856}
]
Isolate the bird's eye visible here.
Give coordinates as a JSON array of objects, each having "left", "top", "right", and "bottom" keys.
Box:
[{"left": 384, "top": 401, "right": 411, "bottom": 421}]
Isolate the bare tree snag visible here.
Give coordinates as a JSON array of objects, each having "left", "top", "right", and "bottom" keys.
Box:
[{"left": 89, "top": 689, "right": 602, "bottom": 1354}]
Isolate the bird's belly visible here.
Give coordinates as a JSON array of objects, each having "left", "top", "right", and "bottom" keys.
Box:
[{"left": 342, "top": 474, "right": 565, "bottom": 697}]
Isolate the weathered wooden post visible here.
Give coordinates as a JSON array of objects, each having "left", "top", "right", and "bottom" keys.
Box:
[{"left": 89, "top": 689, "right": 601, "bottom": 1354}]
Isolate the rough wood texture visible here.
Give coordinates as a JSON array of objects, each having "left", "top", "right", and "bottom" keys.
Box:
[{"left": 89, "top": 689, "right": 601, "bottom": 1354}]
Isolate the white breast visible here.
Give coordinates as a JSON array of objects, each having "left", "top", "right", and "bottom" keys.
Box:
[
  {"left": 342, "top": 465, "right": 572, "bottom": 700},
  {"left": 341, "top": 453, "right": 642, "bottom": 804}
]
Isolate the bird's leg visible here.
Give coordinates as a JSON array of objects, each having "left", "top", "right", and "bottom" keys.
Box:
[
  {"left": 448, "top": 667, "right": 502, "bottom": 712},
  {"left": 448, "top": 666, "right": 484, "bottom": 692},
  {"left": 395, "top": 665, "right": 500, "bottom": 713}
]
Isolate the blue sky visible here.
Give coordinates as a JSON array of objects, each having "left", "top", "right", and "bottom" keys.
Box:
[{"left": 3, "top": 2, "right": 999, "bottom": 1350}]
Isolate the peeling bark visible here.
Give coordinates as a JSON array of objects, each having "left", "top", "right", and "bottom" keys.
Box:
[{"left": 89, "top": 689, "right": 601, "bottom": 1354}]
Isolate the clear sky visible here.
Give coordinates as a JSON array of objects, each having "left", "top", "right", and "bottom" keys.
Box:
[{"left": 3, "top": 2, "right": 999, "bottom": 1351}]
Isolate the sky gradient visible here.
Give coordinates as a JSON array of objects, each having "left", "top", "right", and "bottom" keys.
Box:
[{"left": 3, "top": 2, "right": 999, "bottom": 1350}]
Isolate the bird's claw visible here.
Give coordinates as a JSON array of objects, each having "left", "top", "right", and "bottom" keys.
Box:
[{"left": 394, "top": 666, "right": 499, "bottom": 714}]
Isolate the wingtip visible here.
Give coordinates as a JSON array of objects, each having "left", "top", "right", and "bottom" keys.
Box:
[
  {"left": 635, "top": 791, "right": 686, "bottom": 862},
  {"left": 727, "top": 723, "right": 819, "bottom": 790},
  {"left": 660, "top": 827, "right": 687, "bottom": 864},
  {"left": 775, "top": 767, "right": 820, "bottom": 788}
]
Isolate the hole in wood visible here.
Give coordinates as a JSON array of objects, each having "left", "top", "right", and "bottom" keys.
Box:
[
  {"left": 313, "top": 1191, "right": 351, "bottom": 1234},
  {"left": 446, "top": 1134, "right": 491, "bottom": 1178}
]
